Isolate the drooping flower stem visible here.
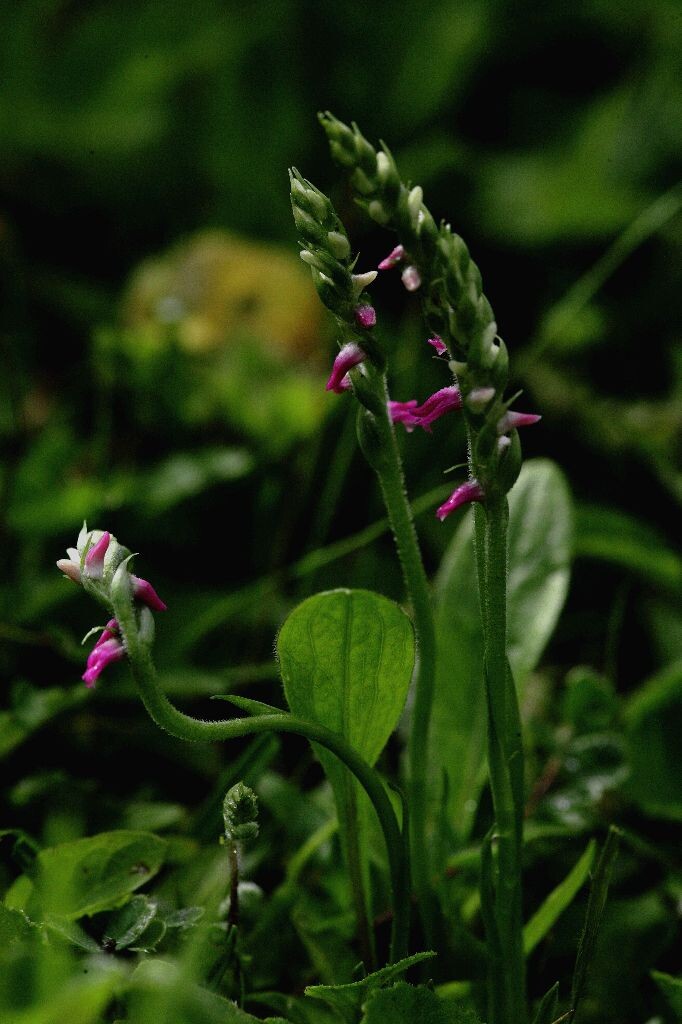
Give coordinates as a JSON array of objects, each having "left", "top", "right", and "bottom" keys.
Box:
[
  {"left": 474, "top": 499, "right": 526, "bottom": 1024},
  {"left": 110, "top": 586, "right": 410, "bottom": 964}
]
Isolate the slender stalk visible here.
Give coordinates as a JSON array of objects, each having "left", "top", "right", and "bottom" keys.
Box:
[
  {"left": 112, "top": 589, "right": 409, "bottom": 963},
  {"left": 362, "top": 373, "right": 438, "bottom": 941},
  {"left": 474, "top": 498, "right": 526, "bottom": 1024}
]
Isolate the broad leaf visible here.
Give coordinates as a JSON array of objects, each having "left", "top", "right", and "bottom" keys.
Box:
[
  {"left": 430, "top": 459, "right": 573, "bottom": 839},
  {"left": 278, "top": 589, "right": 415, "bottom": 770},
  {"left": 361, "top": 982, "right": 480, "bottom": 1023},
  {"left": 304, "top": 952, "right": 435, "bottom": 1023},
  {"left": 278, "top": 588, "right": 414, "bottom": 939},
  {"left": 26, "top": 830, "right": 166, "bottom": 920}
]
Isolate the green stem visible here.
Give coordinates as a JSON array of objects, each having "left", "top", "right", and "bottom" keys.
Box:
[
  {"left": 113, "top": 592, "right": 409, "bottom": 964},
  {"left": 363, "top": 373, "right": 438, "bottom": 942},
  {"left": 474, "top": 498, "right": 526, "bottom": 1024}
]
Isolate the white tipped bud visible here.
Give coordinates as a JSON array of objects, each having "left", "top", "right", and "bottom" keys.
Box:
[
  {"left": 300, "top": 249, "right": 325, "bottom": 272},
  {"left": 351, "top": 270, "right": 378, "bottom": 297},
  {"left": 368, "top": 200, "right": 389, "bottom": 225},
  {"left": 448, "top": 359, "right": 468, "bottom": 376},
  {"left": 376, "top": 151, "right": 391, "bottom": 183},
  {"left": 408, "top": 185, "right": 424, "bottom": 224},
  {"left": 466, "top": 387, "right": 496, "bottom": 412},
  {"left": 327, "top": 231, "right": 351, "bottom": 260},
  {"left": 497, "top": 435, "right": 512, "bottom": 453}
]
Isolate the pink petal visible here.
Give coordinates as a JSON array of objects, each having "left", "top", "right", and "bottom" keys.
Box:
[
  {"left": 497, "top": 411, "right": 542, "bottom": 434},
  {"left": 378, "top": 244, "right": 405, "bottom": 271},
  {"left": 427, "top": 335, "right": 448, "bottom": 356},
  {"left": 94, "top": 619, "right": 119, "bottom": 648},
  {"left": 85, "top": 531, "right": 110, "bottom": 568},
  {"left": 131, "top": 575, "right": 167, "bottom": 612},
  {"left": 82, "top": 637, "right": 125, "bottom": 688},
  {"left": 354, "top": 305, "right": 376, "bottom": 329},
  {"left": 401, "top": 265, "right": 421, "bottom": 292},
  {"left": 325, "top": 343, "right": 366, "bottom": 394},
  {"left": 389, "top": 386, "right": 462, "bottom": 432},
  {"left": 436, "top": 480, "right": 485, "bottom": 522}
]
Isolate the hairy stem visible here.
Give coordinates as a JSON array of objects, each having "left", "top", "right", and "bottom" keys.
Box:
[
  {"left": 474, "top": 498, "right": 526, "bottom": 1024},
  {"left": 361, "top": 373, "right": 438, "bottom": 942},
  {"left": 113, "top": 590, "right": 409, "bottom": 963}
]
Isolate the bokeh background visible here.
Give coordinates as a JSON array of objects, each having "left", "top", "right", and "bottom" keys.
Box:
[{"left": 1, "top": 2, "right": 680, "bottom": 1019}]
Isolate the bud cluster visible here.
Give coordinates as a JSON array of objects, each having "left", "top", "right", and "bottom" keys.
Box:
[
  {"left": 57, "top": 525, "right": 166, "bottom": 687},
  {"left": 318, "top": 113, "right": 541, "bottom": 507},
  {"left": 223, "top": 782, "right": 259, "bottom": 844}
]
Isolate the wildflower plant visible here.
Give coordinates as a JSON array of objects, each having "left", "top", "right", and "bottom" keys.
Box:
[{"left": 51, "top": 116, "right": 630, "bottom": 1024}]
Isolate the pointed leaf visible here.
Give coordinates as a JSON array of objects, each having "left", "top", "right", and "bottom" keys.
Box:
[
  {"left": 361, "top": 982, "right": 481, "bottom": 1023},
  {"left": 304, "top": 952, "right": 435, "bottom": 1023},
  {"left": 524, "top": 841, "right": 596, "bottom": 955}
]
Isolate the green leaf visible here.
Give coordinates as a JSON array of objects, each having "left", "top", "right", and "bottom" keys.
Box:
[
  {"left": 530, "top": 982, "right": 559, "bottom": 1024},
  {"left": 430, "top": 459, "right": 573, "bottom": 839},
  {"left": 278, "top": 588, "right": 414, "bottom": 951},
  {"left": 574, "top": 504, "right": 682, "bottom": 593},
  {"left": 103, "top": 894, "right": 159, "bottom": 950},
  {"left": 651, "top": 970, "right": 682, "bottom": 1016},
  {"left": 127, "top": 959, "right": 262, "bottom": 1023},
  {"left": 278, "top": 589, "right": 415, "bottom": 769},
  {"left": 623, "top": 662, "right": 682, "bottom": 821},
  {"left": 304, "top": 952, "right": 435, "bottom": 1024},
  {"left": 361, "top": 982, "right": 480, "bottom": 1023},
  {"left": 524, "top": 841, "right": 596, "bottom": 955},
  {"left": 26, "top": 830, "right": 166, "bottom": 920},
  {"left": 570, "top": 826, "right": 621, "bottom": 1020}
]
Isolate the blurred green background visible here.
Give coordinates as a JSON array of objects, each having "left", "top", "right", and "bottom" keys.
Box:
[{"left": 0, "top": 1, "right": 680, "bottom": 1018}]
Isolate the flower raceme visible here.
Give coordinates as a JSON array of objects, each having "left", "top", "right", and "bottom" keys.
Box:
[{"left": 57, "top": 526, "right": 167, "bottom": 686}]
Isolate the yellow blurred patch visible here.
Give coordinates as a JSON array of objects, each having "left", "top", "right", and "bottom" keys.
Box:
[{"left": 121, "top": 229, "right": 323, "bottom": 359}]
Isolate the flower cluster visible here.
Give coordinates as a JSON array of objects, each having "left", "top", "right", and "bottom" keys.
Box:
[
  {"left": 57, "top": 526, "right": 166, "bottom": 687},
  {"left": 315, "top": 112, "right": 541, "bottom": 515}
]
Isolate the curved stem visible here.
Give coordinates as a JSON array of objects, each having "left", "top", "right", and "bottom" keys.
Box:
[
  {"left": 113, "top": 592, "right": 409, "bottom": 963},
  {"left": 364, "top": 374, "right": 438, "bottom": 941}
]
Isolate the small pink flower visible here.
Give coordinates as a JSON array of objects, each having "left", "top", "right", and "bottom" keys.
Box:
[
  {"left": 131, "top": 575, "right": 167, "bottom": 612},
  {"left": 427, "top": 335, "right": 448, "bottom": 356},
  {"left": 354, "top": 305, "right": 376, "bottom": 329},
  {"left": 389, "top": 386, "right": 462, "bottom": 433},
  {"left": 436, "top": 480, "right": 485, "bottom": 522},
  {"left": 497, "top": 410, "right": 542, "bottom": 434},
  {"left": 401, "top": 265, "right": 422, "bottom": 292},
  {"left": 94, "top": 618, "right": 119, "bottom": 647},
  {"left": 378, "top": 244, "right": 405, "bottom": 271},
  {"left": 326, "top": 343, "right": 366, "bottom": 394},
  {"left": 82, "top": 632, "right": 125, "bottom": 688},
  {"left": 84, "top": 531, "right": 110, "bottom": 578}
]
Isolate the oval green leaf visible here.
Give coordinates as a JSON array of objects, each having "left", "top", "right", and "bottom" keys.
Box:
[{"left": 278, "top": 589, "right": 415, "bottom": 769}]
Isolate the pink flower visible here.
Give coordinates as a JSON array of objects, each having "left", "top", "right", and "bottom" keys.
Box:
[
  {"left": 389, "top": 386, "right": 462, "bottom": 433},
  {"left": 401, "top": 265, "right": 421, "bottom": 292},
  {"left": 378, "top": 244, "right": 405, "bottom": 271},
  {"left": 436, "top": 480, "right": 485, "bottom": 522},
  {"left": 84, "top": 531, "right": 110, "bottom": 578},
  {"left": 354, "top": 305, "right": 376, "bottom": 329},
  {"left": 427, "top": 335, "right": 448, "bottom": 356},
  {"left": 82, "top": 623, "right": 125, "bottom": 688},
  {"left": 326, "top": 343, "right": 366, "bottom": 394},
  {"left": 497, "top": 410, "right": 542, "bottom": 434},
  {"left": 131, "top": 575, "right": 167, "bottom": 612}
]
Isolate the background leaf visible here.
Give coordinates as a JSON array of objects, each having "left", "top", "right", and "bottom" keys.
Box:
[
  {"left": 26, "top": 830, "right": 166, "bottom": 920},
  {"left": 428, "top": 459, "right": 573, "bottom": 840}
]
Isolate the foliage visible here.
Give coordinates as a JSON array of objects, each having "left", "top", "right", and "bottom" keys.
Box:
[{"left": 1, "top": 2, "right": 679, "bottom": 1022}]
